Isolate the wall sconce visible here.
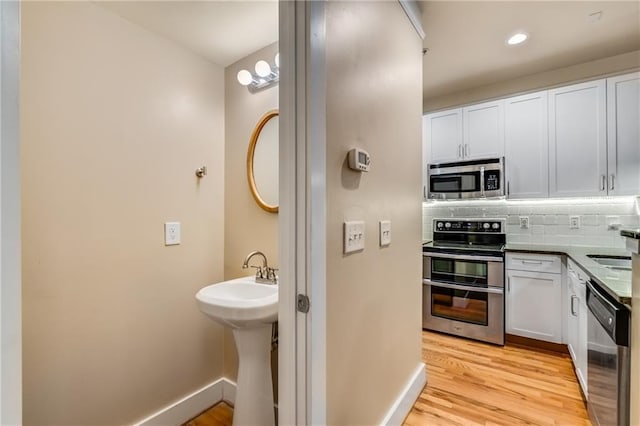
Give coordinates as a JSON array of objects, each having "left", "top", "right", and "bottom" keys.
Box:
[{"left": 237, "top": 53, "right": 279, "bottom": 93}]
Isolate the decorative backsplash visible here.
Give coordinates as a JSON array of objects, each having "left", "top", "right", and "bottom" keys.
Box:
[{"left": 423, "top": 197, "right": 640, "bottom": 248}]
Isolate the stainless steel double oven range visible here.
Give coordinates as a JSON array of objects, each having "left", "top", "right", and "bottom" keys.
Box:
[{"left": 423, "top": 219, "right": 506, "bottom": 345}]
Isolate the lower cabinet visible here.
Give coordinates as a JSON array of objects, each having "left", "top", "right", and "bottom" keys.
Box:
[
  {"left": 506, "top": 253, "right": 563, "bottom": 343},
  {"left": 568, "top": 259, "right": 588, "bottom": 396}
]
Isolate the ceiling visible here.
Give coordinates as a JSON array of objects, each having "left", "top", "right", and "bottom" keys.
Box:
[
  {"left": 98, "top": 1, "right": 639, "bottom": 100},
  {"left": 421, "top": 1, "right": 640, "bottom": 101},
  {"left": 97, "top": 1, "right": 278, "bottom": 67}
]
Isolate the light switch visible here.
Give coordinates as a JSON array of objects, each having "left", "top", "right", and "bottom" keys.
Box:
[
  {"left": 519, "top": 216, "right": 529, "bottom": 229},
  {"left": 344, "top": 221, "right": 365, "bottom": 254},
  {"left": 165, "top": 222, "right": 181, "bottom": 245},
  {"left": 379, "top": 220, "right": 391, "bottom": 246}
]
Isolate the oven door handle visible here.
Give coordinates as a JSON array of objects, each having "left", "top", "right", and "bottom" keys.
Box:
[
  {"left": 423, "top": 279, "right": 504, "bottom": 294},
  {"left": 424, "top": 252, "right": 504, "bottom": 262}
]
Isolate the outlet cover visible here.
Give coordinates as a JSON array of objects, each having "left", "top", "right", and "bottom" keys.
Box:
[
  {"left": 519, "top": 216, "right": 529, "bottom": 229},
  {"left": 379, "top": 220, "right": 391, "bottom": 246},
  {"left": 165, "top": 222, "right": 181, "bottom": 245},
  {"left": 570, "top": 216, "right": 581, "bottom": 229},
  {"left": 344, "top": 221, "right": 365, "bottom": 254}
]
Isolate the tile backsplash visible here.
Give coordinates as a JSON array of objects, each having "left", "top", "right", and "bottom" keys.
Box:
[{"left": 423, "top": 197, "right": 640, "bottom": 248}]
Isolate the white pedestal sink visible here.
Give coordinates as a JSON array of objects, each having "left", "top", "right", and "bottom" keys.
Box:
[{"left": 196, "top": 277, "right": 277, "bottom": 426}]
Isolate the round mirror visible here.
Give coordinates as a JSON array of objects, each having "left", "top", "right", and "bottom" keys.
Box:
[{"left": 247, "top": 110, "right": 279, "bottom": 213}]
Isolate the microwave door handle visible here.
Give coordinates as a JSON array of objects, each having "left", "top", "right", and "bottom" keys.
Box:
[{"left": 480, "top": 166, "right": 485, "bottom": 197}]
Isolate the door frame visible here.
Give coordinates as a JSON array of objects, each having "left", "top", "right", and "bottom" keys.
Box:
[
  {"left": 278, "top": 1, "right": 327, "bottom": 424},
  {"left": 0, "top": 1, "right": 22, "bottom": 424}
]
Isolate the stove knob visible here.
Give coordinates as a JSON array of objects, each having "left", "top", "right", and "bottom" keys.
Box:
[
  {"left": 445, "top": 222, "right": 451, "bottom": 229},
  {"left": 492, "top": 223, "right": 500, "bottom": 230},
  {"left": 483, "top": 223, "right": 490, "bottom": 229},
  {"left": 437, "top": 222, "right": 443, "bottom": 229}
]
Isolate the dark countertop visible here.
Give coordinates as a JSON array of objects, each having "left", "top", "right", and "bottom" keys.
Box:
[
  {"left": 621, "top": 228, "right": 640, "bottom": 239},
  {"left": 505, "top": 243, "right": 632, "bottom": 307}
]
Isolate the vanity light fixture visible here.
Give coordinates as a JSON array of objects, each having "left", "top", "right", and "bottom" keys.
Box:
[
  {"left": 506, "top": 31, "right": 528, "bottom": 46},
  {"left": 236, "top": 52, "right": 280, "bottom": 92}
]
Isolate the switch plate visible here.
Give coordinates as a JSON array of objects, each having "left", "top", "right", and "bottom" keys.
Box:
[
  {"left": 344, "top": 221, "right": 365, "bottom": 254},
  {"left": 519, "top": 216, "right": 529, "bottom": 229},
  {"left": 570, "top": 216, "right": 580, "bottom": 229},
  {"left": 379, "top": 220, "right": 391, "bottom": 246},
  {"left": 165, "top": 222, "right": 181, "bottom": 245}
]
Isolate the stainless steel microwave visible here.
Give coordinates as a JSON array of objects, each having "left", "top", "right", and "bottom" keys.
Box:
[{"left": 427, "top": 158, "right": 505, "bottom": 200}]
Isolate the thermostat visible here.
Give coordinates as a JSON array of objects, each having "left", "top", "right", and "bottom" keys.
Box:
[{"left": 348, "top": 148, "right": 371, "bottom": 172}]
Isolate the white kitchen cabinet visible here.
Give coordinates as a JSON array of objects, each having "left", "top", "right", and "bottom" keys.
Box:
[
  {"left": 548, "top": 79, "right": 607, "bottom": 197},
  {"left": 567, "top": 259, "right": 588, "bottom": 396},
  {"left": 607, "top": 72, "right": 640, "bottom": 196},
  {"left": 506, "top": 253, "right": 563, "bottom": 343},
  {"left": 505, "top": 91, "right": 549, "bottom": 199},
  {"left": 424, "top": 108, "right": 463, "bottom": 164},
  {"left": 462, "top": 100, "right": 505, "bottom": 160}
]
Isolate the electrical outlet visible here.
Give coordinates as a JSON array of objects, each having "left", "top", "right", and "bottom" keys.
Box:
[
  {"left": 379, "top": 220, "right": 391, "bottom": 246},
  {"left": 344, "top": 221, "right": 365, "bottom": 254},
  {"left": 519, "top": 216, "right": 529, "bottom": 229},
  {"left": 570, "top": 216, "right": 580, "bottom": 229},
  {"left": 606, "top": 216, "right": 622, "bottom": 230},
  {"left": 165, "top": 222, "right": 181, "bottom": 245}
]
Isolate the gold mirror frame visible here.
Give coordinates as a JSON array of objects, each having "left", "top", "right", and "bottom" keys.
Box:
[{"left": 247, "top": 109, "right": 279, "bottom": 213}]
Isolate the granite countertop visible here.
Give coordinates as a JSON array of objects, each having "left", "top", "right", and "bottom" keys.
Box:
[
  {"left": 505, "top": 243, "right": 632, "bottom": 307},
  {"left": 621, "top": 228, "right": 640, "bottom": 239}
]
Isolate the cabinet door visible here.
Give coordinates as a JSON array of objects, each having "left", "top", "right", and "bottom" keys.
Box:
[
  {"left": 463, "top": 100, "right": 505, "bottom": 160},
  {"left": 505, "top": 91, "right": 549, "bottom": 199},
  {"left": 577, "top": 281, "right": 588, "bottom": 395},
  {"left": 506, "top": 269, "right": 562, "bottom": 343},
  {"left": 425, "top": 109, "right": 463, "bottom": 164},
  {"left": 549, "top": 80, "right": 607, "bottom": 197},
  {"left": 567, "top": 276, "right": 578, "bottom": 364},
  {"left": 607, "top": 72, "right": 640, "bottom": 196}
]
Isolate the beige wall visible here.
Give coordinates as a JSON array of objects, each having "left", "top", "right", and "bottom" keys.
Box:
[
  {"left": 324, "top": 2, "right": 424, "bottom": 424},
  {"left": 424, "top": 49, "right": 640, "bottom": 112},
  {"left": 21, "top": 2, "right": 226, "bottom": 425},
  {"left": 223, "top": 43, "right": 279, "bottom": 381}
]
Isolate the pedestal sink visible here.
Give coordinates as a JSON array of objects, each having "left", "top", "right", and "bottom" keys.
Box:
[{"left": 196, "top": 276, "right": 277, "bottom": 426}]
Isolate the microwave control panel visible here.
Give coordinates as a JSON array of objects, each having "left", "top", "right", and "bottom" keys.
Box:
[{"left": 485, "top": 171, "right": 500, "bottom": 190}]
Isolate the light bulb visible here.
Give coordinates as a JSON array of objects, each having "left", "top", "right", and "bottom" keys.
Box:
[
  {"left": 507, "top": 32, "right": 528, "bottom": 45},
  {"left": 237, "top": 69, "right": 253, "bottom": 86},
  {"left": 255, "top": 60, "right": 271, "bottom": 78},
  {"left": 275, "top": 53, "right": 280, "bottom": 68}
]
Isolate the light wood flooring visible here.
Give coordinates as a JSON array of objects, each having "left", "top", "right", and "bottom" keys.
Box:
[{"left": 185, "top": 331, "right": 590, "bottom": 425}]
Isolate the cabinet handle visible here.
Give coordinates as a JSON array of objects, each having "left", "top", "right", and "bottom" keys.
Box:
[
  {"left": 458, "top": 144, "right": 462, "bottom": 158},
  {"left": 571, "top": 295, "right": 577, "bottom": 317},
  {"left": 601, "top": 175, "right": 606, "bottom": 191},
  {"left": 507, "top": 181, "right": 510, "bottom": 196},
  {"left": 522, "top": 260, "right": 543, "bottom": 264},
  {"left": 507, "top": 277, "right": 510, "bottom": 292},
  {"left": 465, "top": 144, "right": 470, "bottom": 157},
  {"left": 423, "top": 185, "right": 427, "bottom": 200},
  {"left": 610, "top": 174, "right": 615, "bottom": 191}
]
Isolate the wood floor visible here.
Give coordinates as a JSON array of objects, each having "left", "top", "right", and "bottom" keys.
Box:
[{"left": 186, "top": 331, "right": 590, "bottom": 425}]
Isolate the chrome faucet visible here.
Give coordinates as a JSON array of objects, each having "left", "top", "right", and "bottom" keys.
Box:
[{"left": 242, "top": 251, "right": 278, "bottom": 285}]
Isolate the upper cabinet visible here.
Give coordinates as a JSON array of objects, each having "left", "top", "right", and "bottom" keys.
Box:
[
  {"left": 425, "top": 100, "right": 504, "bottom": 165},
  {"left": 463, "top": 100, "right": 505, "bottom": 160},
  {"left": 607, "top": 72, "right": 640, "bottom": 196},
  {"left": 423, "top": 72, "right": 639, "bottom": 200},
  {"left": 548, "top": 79, "right": 607, "bottom": 197},
  {"left": 505, "top": 91, "right": 549, "bottom": 199},
  {"left": 424, "top": 108, "right": 463, "bottom": 164}
]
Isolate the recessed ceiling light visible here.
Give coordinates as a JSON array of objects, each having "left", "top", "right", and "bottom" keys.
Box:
[{"left": 507, "top": 32, "right": 528, "bottom": 46}]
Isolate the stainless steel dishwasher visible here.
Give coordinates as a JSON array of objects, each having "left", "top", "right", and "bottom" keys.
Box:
[{"left": 587, "top": 279, "right": 631, "bottom": 426}]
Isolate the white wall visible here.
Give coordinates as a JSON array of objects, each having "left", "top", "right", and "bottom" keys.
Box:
[
  {"left": 21, "top": 3, "right": 225, "bottom": 424},
  {"left": 0, "top": 1, "right": 22, "bottom": 424},
  {"left": 423, "top": 198, "right": 640, "bottom": 247}
]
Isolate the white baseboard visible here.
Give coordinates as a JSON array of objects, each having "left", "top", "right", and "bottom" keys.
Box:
[
  {"left": 380, "top": 363, "right": 427, "bottom": 426},
  {"left": 222, "top": 378, "right": 237, "bottom": 405},
  {"left": 134, "top": 377, "right": 236, "bottom": 426}
]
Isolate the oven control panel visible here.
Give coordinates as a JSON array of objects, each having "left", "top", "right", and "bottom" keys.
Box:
[{"left": 434, "top": 219, "right": 503, "bottom": 233}]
